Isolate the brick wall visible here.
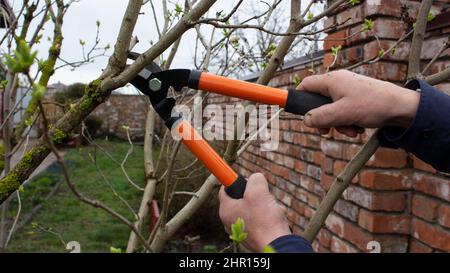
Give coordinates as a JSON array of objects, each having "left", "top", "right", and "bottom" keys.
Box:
[
  {"left": 206, "top": 0, "right": 450, "bottom": 252},
  {"left": 92, "top": 94, "right": 149, "bottom": 140}
]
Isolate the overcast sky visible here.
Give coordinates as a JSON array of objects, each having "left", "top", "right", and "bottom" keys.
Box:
[{"left": 2, "top": 0, "right": 318, "bottom": 92}]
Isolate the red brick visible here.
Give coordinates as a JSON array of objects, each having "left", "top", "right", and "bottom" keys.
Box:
[
  {"left": 367, "top": 147, "right": 408, "bottom": 168},
  {"left": 360, "top": 170, "right": 410, "bottom": 190},
  {"left": 294, "top": 160, "right": 307, "bottom": 174},
  {"left": 317, "top": 229, "right": 332, "bottom": 248},
  {"left": 335, "top": 46, "right": 364, "bottom": 67},
  {"left": 320, "top": 139, "right": 343, "bottom": 159},
  {"left": 287, "top": 208, "right": 300, "bottom": 225},
  {"left": 330, "top": 236, "right": 358, "bottom": 253},
  {"left": 412, "top": 173, "right": 450, "bottom": 201},
  {"left": 342, "top": 220, "right": 374, "bottom": 251},
  {"left": 333, "top": 160, "right": 347, "bottom": 176},
  {"left": 320, "top": 174, "right": 334, "bottom": 191},
  {"left": 307, "top": 164, "right": 322, "bottom": 180},
  {"left": 321, "top": 157, "right": 333, "bottom": 175},
  {"left": 374, "top": 235, "right": 408, "bottom": 253},
  {"left": 336, "top": 4, "right": 364, "bottom": 29},
  {"left": 333, "top": 131, "right": 362, "bottom": 143},
  {"left": 324, "top": 29, "right": 348, "bottom": 51},
  {"left": 323, "top": 52, "right": 335, "bottom": 68},
  {"left": 325, "top": 213, "right": 345, "bottom": 237},
  {"left": 313, "top": 151, "right": 324, "bottom": 166},
  {"left": 318, "top": 245, "right": 331, "bottom": 253},
  {"left": 343, "top": 144, "right": 362, "bottom": 160},
  {"left": 421, "top": 37, "right": 450, "bottom": 59},
  {"left": 292, "top": 199, "right": 305, "bottom": 215},
  {"left": 363, "top": 39, "right": 410, "bottom": 62},
  {"left": 358, "top": 209, "right": 410, "bottom": 234},
  {"left": 412, "top": 194, "right": 440, "bottom": 222},
  {"left": 412, "top": 156, "right": 436, "bottom": 173},
  {"left": 409, "top": 238, "right": 433, "bottom": 253},
  {"left": 349, "top": 19, "right": 406, "bottom": 42},
  {"left": 344, "top": 185, "right": 406, "bottom": 212},
  {"left": 334, "top": 199, "right": 359, "bottom": 222},
  {"left": 304, "top": 206, "right": 316, "bottom": 219},
  {"left": 324, "top": 15, "right": 336, "bottom": 31},
  {"left": 411, "top": 218, "right": 450, "bottom": 251},
  {"left": 352, "top": 62, "right": 407, "bottom": 82},
  {"left": 363, "top": 0, "right": 402, "bottom": 17},
  {"left": 438, "top": 203, "right": 450, "bottom": 229},
  {"left": 279, "top": 120, "right": 289, "bottom": 130}
]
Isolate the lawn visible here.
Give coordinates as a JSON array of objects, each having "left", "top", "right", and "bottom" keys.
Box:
[
  {"left": 6, "top": 139, "right": 228, "bottom": 253},
  {"left": 7, "top": 140, "right": 147, "bottom": 253}
]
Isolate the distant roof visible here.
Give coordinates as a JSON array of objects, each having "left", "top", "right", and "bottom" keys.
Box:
[{"left": 243, "top": 50, "right": 324, "bottom": 82}]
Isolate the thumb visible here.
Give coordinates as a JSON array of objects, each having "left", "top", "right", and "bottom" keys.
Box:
[{"left": 303, "top": 99, "right": 349, "bottom": 128}]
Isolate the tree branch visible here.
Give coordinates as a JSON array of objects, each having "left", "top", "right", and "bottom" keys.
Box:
[{"left": 407, "top": 0, "right": 432, "bottom": 79}]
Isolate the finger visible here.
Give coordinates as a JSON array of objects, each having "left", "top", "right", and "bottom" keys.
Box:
[
  {"left": 303, "top": 99, "right": 350, "bottom": 128},
  {"left": 296, "top": 74, "right": 331, "bottom": 97},
  {"left": 244, "top": 173, "right": 269, "bottom": 200}
]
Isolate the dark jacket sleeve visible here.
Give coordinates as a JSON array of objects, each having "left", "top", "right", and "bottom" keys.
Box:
[
  {"left": 269, "top": 235, "right": 313, "bottom": 253},
  {"left": 378, "top": 80, "right": 450, "bottom": 173}
]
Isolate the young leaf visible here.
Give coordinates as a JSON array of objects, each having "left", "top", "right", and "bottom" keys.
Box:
[
  {"left": 262, "top": 245, "right": 276, "bottom": 253},
  {"left": 307, "top": 11, "right": 314, "bottom": 20},
  {"left": 229, "top": 217, "right": 248, "bottom": 244},
  {"left": 4, "top": 39, "right": 38, "bottom": 73},
  {"left": 175, "top": 4, "right": 183, "bottom": 14},
  {"left": 331, "top": 45, "right": 342, "bottom": 57},
  {"left": 427, "top": 12, "right": 435, "bottom": 22},
  {"left": 110, "top": 246, "right": 122, "bottom": 253},
  {"left": 349, "top": 0, "right": 360, "bottom": 5},
  {"left": 361, "top": 19, "right": 374, "bottom": 32},
  {"left": 293, "top": 74, "right": 301, "bottom": 86}
]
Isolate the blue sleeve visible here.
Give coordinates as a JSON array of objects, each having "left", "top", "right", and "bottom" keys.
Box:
[
  {"left": 378, "top": 80, "right": 450, "bottom": 173},
  {"left": 269, "top": 235, "right": 313, "bottom": 253}
]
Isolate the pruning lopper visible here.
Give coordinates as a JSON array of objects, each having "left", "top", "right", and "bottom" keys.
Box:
[{"left": 130, "top": 62, "right": 332, "bottom": 199}]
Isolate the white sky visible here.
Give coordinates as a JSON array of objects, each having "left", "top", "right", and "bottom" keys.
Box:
[{"left": 3, "top": 0, "right": 319, "bottom": 93}]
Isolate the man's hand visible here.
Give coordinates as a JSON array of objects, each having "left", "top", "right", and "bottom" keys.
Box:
[
  {"left": 218, "top": 173, "right": 291, "bottom": 252},
  {"left": 298, "top": 70, "right": 420, "bottom": 137}
]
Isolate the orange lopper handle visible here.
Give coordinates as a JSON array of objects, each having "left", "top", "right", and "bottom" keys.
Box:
[
  {"left": 198, "top": 72, "right": 289, "bottom": 107},
  {"left": 174, "top": 120, "right": 237, "bottom": 186}
]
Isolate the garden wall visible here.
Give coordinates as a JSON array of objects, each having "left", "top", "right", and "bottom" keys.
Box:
[{"left": 206, "top": 0, "right": 450, "bottom": 252}]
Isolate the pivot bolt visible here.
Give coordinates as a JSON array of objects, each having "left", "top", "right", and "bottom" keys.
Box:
[{"left": 149, "top": 78, "right": 162, "bottom": 92}]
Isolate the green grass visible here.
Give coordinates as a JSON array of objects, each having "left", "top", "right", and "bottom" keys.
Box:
[{"left": 7, "top": 140, "right": 146, "bottom": 253}]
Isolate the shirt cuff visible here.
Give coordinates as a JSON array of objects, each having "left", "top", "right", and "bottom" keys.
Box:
[
  {"left": 269, "top": 234, "right": 314, "bottom": 253},
  {"left": 377, "top": 79, "right": 425, "bottom": 149},
  {"left": 377, "top": 79, "right": 450, "bottom": 172}
]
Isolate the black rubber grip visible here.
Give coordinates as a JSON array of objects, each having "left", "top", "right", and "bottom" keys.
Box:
[
  {"left": 225, "top": 176, "right": 247, "bottom": 199},
  {"left": 284, "top": 89, "right": 333, "bottom": 116}
]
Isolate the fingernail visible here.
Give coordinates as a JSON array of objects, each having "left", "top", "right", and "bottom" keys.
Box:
[{"left": 304, "top": 113, "right": 312, "bottom": 126}]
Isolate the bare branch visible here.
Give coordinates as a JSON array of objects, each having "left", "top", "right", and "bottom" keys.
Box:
[
  {"left": 407, "top": 0, "right": 432, "bottom": 79},
  {"left": 425, "top": 66, "right": 450, "bottom": 85},
  {"left": 103, "top": 0, "right": 144, "bottom": 76},
  {"left": 303, "top": 132, "right": 380, "bottom": 241}
]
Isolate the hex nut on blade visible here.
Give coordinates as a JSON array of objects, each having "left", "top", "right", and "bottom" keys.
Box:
[{"left": 149, "top": 78, "right": 162, "bottom": 92}]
